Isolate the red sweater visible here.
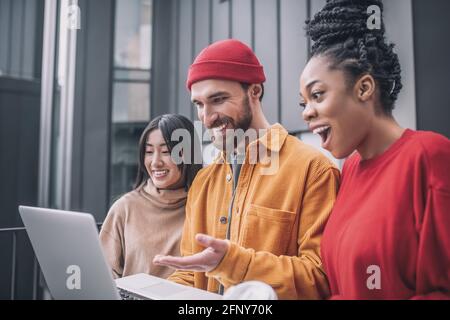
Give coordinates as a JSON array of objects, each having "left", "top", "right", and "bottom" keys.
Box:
[{"left": 321, "top": 129, "right": 450, "bottom": 299}]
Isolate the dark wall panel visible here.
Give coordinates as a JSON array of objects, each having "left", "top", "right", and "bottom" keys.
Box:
[
  {"left": 71, "top": 0, "right": 115, "bottom": 220},
  {"left": 231, "top": 0, "right": 252, "bottom": 48},
  {"left": 151, "top": 0, "right": 176, "bottom": 116},
  {"left": 281, "top": 0, "right": 308, "bottom": 132},
  {"left": 9, "top": 0, "right": 24, "bottom": 76},
  {"left": 168, "top": 0, "right": 179, "bottom": 115},
  {"left": 254, "top": 0, "right": 279, "bottom": 124},
  {"left": 177, "top": 0, "right": 194, "bottom": 119},
  {"left": 0, "top": 78, "right": 41, "bottom": 299},
  {"left": 0, "top": 79, "right": 40, "bottom": 226},
  {"left": 0, "top": 0, "right": 44, "bottom": 79},
  {"left": 212, "top": 0, "right": 230, "bottom": 42},
  {"left": 194, "top": 0, "right": 211, "bottom": 56},
  {"left": 0, "top": 0, "right": 44, "bottom": 300},
  {"left": 413, "top": 0, "right": 450, "bottom": 138},
  {"left": 22, "top": 0, "right": 38, "bottom": 79},
  {"left": 0, "top": 0, "right": 11, "bottom": 74},
  {"left": 0, "top": 91, "right": 20, "bottom": 226}
]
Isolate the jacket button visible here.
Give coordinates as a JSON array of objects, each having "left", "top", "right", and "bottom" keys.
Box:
[
  {"left": 219, "top": 216, "right": 227, "bottom": 224},
  {"left": 226, "top": 174, "right": 232, "bottom": 182}
]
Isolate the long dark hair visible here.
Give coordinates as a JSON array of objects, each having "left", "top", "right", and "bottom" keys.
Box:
[{"left": 134, "top": 114, "right": 203, "bottom": 191}]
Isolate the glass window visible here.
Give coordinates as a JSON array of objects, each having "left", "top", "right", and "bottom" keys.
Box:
[
  {"left": 114, "top": 0, "right": 152, "bottom": 69},
  {"left": 109, "top": 0, "right": 153, "bottom": 202},
  {"left": 112, "top": 82, "right": 150, "bottom": 123},
  {"left": 0, "top": 0, "right": 44, "bottom": 80}
]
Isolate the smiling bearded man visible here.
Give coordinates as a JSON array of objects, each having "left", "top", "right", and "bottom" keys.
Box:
[{"left": 153, "top": 39, "right": 341, "bottom": 300}]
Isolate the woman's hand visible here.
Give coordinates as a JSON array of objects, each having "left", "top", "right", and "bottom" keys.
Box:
[{"left": 153, "top": 234, "right": 229, "bottom": 272}]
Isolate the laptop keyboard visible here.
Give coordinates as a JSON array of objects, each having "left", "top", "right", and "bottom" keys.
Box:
[{"left": 118, "top": 288, "right": 148, "bottom": 300}]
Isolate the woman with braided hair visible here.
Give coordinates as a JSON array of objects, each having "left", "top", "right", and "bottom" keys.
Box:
[{"left": 300, "top": 0, "right": 449, "bottom": 299}]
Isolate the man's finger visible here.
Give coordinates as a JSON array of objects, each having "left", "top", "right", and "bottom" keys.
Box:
[
  {"left": 153, "top": 255, "right": 184, "bottom": 265},
  {"left": 153, "top": 257, "right": 196, "bottom": 269},
  {"left": 153, "top": 258, "right": 206, "bottom": 272},
  {"left": 155, "top": 261, "right": 199, "bottom": 270},
  {"left": 154, "top": 253, "right": 208, "bottom": 268},
  {"left": 195, "top": 233, "right": 228, "bottom": 251}
]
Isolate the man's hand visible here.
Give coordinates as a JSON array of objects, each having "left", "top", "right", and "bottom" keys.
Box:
[{"left": 153, "top": 233, "right": 229, "bottom": 272}]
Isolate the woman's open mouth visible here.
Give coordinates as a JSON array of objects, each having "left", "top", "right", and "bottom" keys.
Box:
[{"left": 313, "top": 125, "right": 332, "bottom": 149}]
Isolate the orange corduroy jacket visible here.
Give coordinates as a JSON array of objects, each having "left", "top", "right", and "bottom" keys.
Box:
[{"left": 168, "top": 123, "right": 340, "bottom": 299}]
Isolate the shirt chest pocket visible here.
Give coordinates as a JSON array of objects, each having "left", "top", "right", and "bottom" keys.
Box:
[{"left": 239, "top": 204, "right": 296, "bottom": 256}]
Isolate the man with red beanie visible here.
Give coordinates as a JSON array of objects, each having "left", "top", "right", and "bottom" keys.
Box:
[{"left": 154, "top": 39, "right": 340, "bottom": 299}]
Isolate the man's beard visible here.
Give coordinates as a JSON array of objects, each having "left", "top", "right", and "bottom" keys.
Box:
[{"left": 210, "top": 96, "right": 253, "bottom": 153}]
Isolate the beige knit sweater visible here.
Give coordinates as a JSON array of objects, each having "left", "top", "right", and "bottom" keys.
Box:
[{"left": 99, "top": 179, "right": 187, "bottom": 279}]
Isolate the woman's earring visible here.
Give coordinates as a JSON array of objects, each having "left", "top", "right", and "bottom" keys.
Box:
[{"left": 390, "top": 80, "right": 396, "bottom": 95}]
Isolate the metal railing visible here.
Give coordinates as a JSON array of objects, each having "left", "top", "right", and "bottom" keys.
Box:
[
  {"left": 0, "top": 222, "right": 103, "bottom": 300},
  {"left": 0, "top": 227, "right": 41, "bottom": 300}
]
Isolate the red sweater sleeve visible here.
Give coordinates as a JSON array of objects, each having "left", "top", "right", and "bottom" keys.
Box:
[
  {"left": 411, "top": 187, "right": 450, "bottom": 299},
  {"left": 411, "top": 134, "right": 450, "bottom": 300}
]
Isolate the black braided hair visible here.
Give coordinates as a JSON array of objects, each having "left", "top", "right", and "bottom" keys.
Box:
[{"left": 305, "top": 0, "right": 402, "bottom": 113}]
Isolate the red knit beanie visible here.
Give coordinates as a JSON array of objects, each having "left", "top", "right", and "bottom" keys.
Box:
[{"left": 186, "top": 39, "right": 266, "bottom": 91}]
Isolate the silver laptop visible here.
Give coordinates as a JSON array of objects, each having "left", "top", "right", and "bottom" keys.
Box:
[{"left": 18, "top": 205, "right": 222, "bottom": 300}]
